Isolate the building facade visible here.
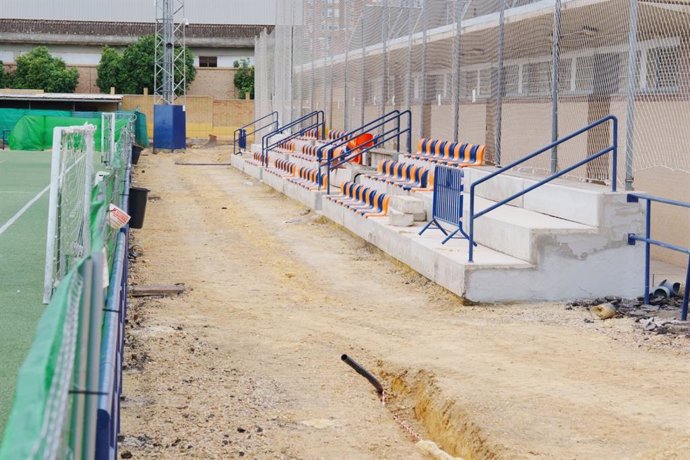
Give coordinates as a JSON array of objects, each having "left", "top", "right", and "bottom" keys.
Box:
[{"left": 0, "top": 0, "right": 276, "bottom": 97}]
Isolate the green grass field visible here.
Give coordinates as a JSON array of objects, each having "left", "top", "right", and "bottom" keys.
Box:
[{"left": 0, "top": 150, "right": 52, "bottom": 435}]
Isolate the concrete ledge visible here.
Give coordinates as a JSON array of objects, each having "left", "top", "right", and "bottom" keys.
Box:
[
  {"left": 283, "top": 179, "right": 325, "bottom": 210},
  {"left": 465, "top": 167, "right": 608, "bottom": 227},
  {"left": 230, "top": 154, "right": 246, "bottom": 172},
  {"left": 243, "top": 160, "right": 263, "bottom": 181},
  {"left": 262, "top": 170, "right": 288, "bottom": 194}
]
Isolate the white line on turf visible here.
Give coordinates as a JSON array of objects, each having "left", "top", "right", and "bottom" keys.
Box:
[{"left": 0, "top": 185, "right": 50, "bottom": 237}]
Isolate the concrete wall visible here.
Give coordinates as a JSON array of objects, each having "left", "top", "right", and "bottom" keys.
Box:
[
  {"left": 1, "top": 0, "right": 277, "bottom": 25},
  {"left": 121, "top": 94, "right": 254, "bottom": 140}
]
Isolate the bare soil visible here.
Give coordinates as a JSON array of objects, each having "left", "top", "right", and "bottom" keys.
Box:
[{"left": 120, "top": 147, "right": 690, "bottom": 459}]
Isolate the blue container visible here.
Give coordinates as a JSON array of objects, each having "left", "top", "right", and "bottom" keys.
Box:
[
  {"left": 153, "top": 104, "right": 186, "bottom": 149},
  {"left": 238, "top": 128, "right": 247, "bottom": 149}
]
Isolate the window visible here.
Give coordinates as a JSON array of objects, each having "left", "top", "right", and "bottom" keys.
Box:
[
  {"left": 323, "top": 7, "right": 340, "bottom": 18},
  {"left": 460, "top": 70, "right": 477, "bottom": 100},
  {"left": 558, "top": 58, "right": 572, "bottom": 93},
  {"left": 199, "top": 56, "right": 217, "bottom": 68},
  {"left": 320, "top": 23, "right": 339, "bottom": 32},
  {"left": 431, "top": 73, "right": 449, "bottom": 100},
  {"left": 478, "top": 68, "right": 493, "bottom": 98},
  {"left": 575, "top": 56, "right": 594, "bottom": 93},
  {"left": 503, "top": 65, "right": 519, "bottom": 96},
  {"left": 646, "top": 46, "right": 678, "bottom": 93},
  {"left": 525, "top": 62, "right": 550, "bottom": 96}
]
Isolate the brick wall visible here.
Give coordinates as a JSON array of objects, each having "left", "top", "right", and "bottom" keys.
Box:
[{"left": 121, "top": 94, "right": 254, "bottom": 141}]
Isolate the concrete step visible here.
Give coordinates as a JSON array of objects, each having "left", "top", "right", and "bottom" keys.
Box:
[
  {"left": 469, "top": 196, "right": 596, "bottom": 263},
  {"left": 463, "top": 167, "right": 611, "bottom": 227},
  {"left": 414, "top": 191, "right": 596, "bottom": 263},
  {"left": 321, "top": 197, "right": 643, "bottom": 301}
]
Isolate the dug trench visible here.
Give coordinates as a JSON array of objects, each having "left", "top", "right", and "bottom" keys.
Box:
[{"left": 119, "top": 147, "right": 690, "bottom": 459}]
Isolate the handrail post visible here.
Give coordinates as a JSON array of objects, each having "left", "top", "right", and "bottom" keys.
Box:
[
  {"left": 327, "top": 157, "right": 332, "bottom": 195},
  {"left": 682, "top": 255, "right": 689, "bottom": 321},
  {"left": 611, "top": 117, "right": 618, "bottom": 192},
  {"left": 468, "top": 188, "right": 475, "bottom": 262},
  {"left": 643, "top": 199, "right": 651, "bottom": 304}
]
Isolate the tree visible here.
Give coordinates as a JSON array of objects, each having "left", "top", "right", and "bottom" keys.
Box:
[
  {"left": 0, "top": 61, "right": 11, "bottom": 88},
  {"left": 96, "top": 35, "right": 196, "bottom": 95},
  {"left": 96, "top": 46, "right": 122, "bottom": 93},
  {"left": 233, "top": 59, "right": 255, "bottom": 99},
  {"left": 11, "top": 47, "right": 79, "bottom": 92}
]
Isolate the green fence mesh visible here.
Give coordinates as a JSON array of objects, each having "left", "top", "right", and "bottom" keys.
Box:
[
  {"left": 0, "top": 269, "right": 83, "bottom": 459},
  {"left": 0, "top": 109, "right": 148, "bottom": 149},
  {"left": 0, "top": 114, "right": 135, "bottom": 459},
  {"left": 7, "top": 116, "right": 131, "bottom": 152}
]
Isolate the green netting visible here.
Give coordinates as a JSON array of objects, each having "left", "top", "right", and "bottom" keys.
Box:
[
  {"left": 0, "top": 269, "right": 83, "bottom": 460},
  {"left": 0, "top": 109, "right": 71, "bottom": 137},
  {"left": 0, "top": 109, "right": 148, "bottom": 148},
  {"left": 0, "top": 116, "right": 135, "bottom": 458},
  {"left": 134, "top": 111, "right": 149, "bottom": 148},
  {"left": 7, "top": 116, "right": 129, "bottom": 152}
]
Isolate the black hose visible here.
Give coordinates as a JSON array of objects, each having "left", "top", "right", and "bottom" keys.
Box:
[{"left": 341, "top": 354, "right": 384, "bottom": 395}]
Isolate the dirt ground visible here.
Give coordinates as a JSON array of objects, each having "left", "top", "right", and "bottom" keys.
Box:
[{"left": 120, "top": 146, "right": 690, "bottom": 459}]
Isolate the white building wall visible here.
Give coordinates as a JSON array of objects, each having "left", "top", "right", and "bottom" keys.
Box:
[{"left": 2, "top": 0, "right": 276, "bottom": 25}]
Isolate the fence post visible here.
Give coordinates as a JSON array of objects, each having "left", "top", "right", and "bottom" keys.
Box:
[
  {"left": 344, "top": 6, "right": 350, "bottom": 131},
  {"left": 360, "top": 15, "right": 366, "bottom": 127},
  {"left": 625, "top": 0, "right": 639, "bottom": 191},
  {"left": 325, "top": 35, "right": 331, "bottom": 125},
  {"left": 310, "top": 0, "right": 316, "bottom": 113},
  {"left": 405, "top": 5, "right": 413, "bottom": 111},
  {"left": 550, "top": 0, "right": 561, "bottom": 174},
  {"left": 494, "top": 0, "right": 506, "bottom": 166},
  {"left": 381, "top": 0, "right": 389, "bottom": 126},
  {"left": 452, "top": 0, "right": 464, "bottom": 142},
  {"left": 290, "top": 23, "right": 296, "bottom": 125},
  {"left": 420, "top": 1, "right": 428, "bottom": 139}
]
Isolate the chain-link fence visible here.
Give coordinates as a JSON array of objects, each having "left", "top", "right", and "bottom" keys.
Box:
[{"left": 256, "top": 0, "right": 690, "bottom": 190}]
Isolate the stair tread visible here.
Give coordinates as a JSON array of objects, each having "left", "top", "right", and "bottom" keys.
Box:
[
  {"left": 414, "top": 191, "right": 595, "bottom": 231},
  {"left": 382, "top": 222, "right": 534, "bottom": 268}
]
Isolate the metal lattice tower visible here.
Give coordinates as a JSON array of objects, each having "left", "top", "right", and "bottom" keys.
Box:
[{"left": 154, "top": 0, "right": 187, "bottom": 105}]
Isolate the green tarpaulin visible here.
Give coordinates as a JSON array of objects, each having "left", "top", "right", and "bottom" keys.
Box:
[
  {"left": 7, "top": 116, "right": 130, "bottom": 151},
  {"left": 0, "top": 109, "right": 149, "bottom": 149}
]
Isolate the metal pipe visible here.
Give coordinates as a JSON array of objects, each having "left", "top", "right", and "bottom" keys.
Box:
[
  {"left": 420, "top": 1, "right": 428, "bottom": 139},
  {"left": 494, "top": 0, "right": 506, "bottom": 166},
  {"left": 344, "top": 4, "right": 350, "bottom": 131},
  {"left": 381, "top": 0, "right": 389, "bottom": 128},
  {"left": 361, "top": 16, "right": 366, "bottom": 127},
  {"left": 682, "top": 256, "right": 689, "bottom": 321},
  {"left": 310, "top": 0, "right": 316, "bottom": 112},
  {"left": 550, "top": 0, "right": 562, "bottom": 173},
  {"left": 644, "top": 199, "right": 651, "bottom": 304},
  {"left": 625, "top": 0, "right": 639, "bottom": 191},
  {"left": 341, "top": 354, "right": 383, "bottom": 395},
  {"left": 452, "top": 0, "right": 463, "bottom": 142}
]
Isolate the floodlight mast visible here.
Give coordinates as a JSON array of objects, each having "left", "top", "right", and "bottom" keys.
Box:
[{"left": 154, "top": 0, "right": 186, "bottom": 105}]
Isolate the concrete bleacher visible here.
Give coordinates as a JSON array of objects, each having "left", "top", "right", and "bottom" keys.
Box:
[{"left": 231, "top": 135, "right": 644, "bottom": 302}]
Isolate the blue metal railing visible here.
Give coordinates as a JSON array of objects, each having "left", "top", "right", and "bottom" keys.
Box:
[
  {"left": 233, "top": 111, "right": 279, "bottom": 155},
  {"left": 261, "top": 111, "right": 325, "bottom": 166},
  {"left": 323, "top": 110, "right": 412, "bottom": 195},
  {"left": 627, "top": 193, "right": 690, "bottom": 321},
  {"left": 468, "top": 115, "right": 619, "bottom": 262}
]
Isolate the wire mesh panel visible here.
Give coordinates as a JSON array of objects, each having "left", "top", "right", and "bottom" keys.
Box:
[
  {"left": 43, "top": 125, "right": 95, "bottom": 304},
  {"left": 100, "top": 113, "right": 116, "bottom": 165},
  {"left": 254, "top": 0, "right": 690, "bottom": 187}
]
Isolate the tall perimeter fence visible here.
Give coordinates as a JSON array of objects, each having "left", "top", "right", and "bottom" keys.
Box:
[
  {"left": 256, "top": 0, "right": 690, "bottom": 190},
  {"left": 0, "top": 115, "right": 134, "bottom": 459}
]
